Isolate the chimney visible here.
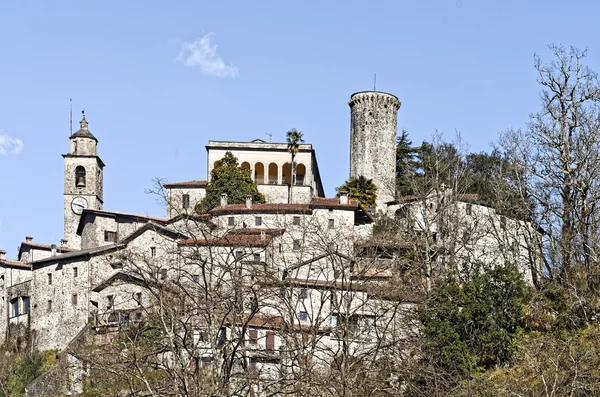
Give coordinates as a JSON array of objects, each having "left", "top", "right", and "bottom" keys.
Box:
[
  {"left": 246, "top": 194, "right": 253, "bottom": 209},
  {"left": 25, "top": 236, "right": 33, "bottom": 243},
  {"left": 220, "top": 193, "right": 228, "bottom": 207},
  {"left": 339, "top": 192, "right": 349, "bottom": 205},
  {"left": 60, "top": 239, "right": 68, "bottom": 247},
  {"left": 0, "top": 250, "right": 5, "bottom": 260},
  {"left": 51, "top": 244, "right": 57, "bottom": 257}
]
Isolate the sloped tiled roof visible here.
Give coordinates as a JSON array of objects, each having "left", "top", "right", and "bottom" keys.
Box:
[
  {"left": 77, "top": 209, "right": 168, "bottom": 235},
  {"left": 0, "top": 259, "right": 31, "bottom": 270},
  {"left": 163, "top": 180, "right": 208, "bottom": 189},
  {"left": 178, "top": 228, "right": 284, "bottom": 248},
  {"left": 69, "top": 117, "right": 97, "bottom": 141},
  {"left": 210, "top": 203, "right": 312, "bottom": 216}
]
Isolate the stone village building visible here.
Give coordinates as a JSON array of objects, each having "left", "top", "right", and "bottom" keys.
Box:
[{"left": 0, "top": 91, "right": 541, "bottom": 395}]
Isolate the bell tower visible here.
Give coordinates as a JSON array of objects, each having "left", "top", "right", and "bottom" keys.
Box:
[{"left": 62, "top": 111, "right": 105, "bottom": 249}]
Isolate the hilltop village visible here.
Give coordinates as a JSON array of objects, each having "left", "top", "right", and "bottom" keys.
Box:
[{"left": 0, "top": 91, "right": 539, "bottom": 395}]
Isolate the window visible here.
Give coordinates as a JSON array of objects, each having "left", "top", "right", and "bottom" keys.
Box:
[
  {"left": 299, "top": 288, "right": 308, "bottom": 299},
  {"left": 235, "top": 250, "right": 243, "bottom": 258},
  {"left": 72, "top": 293, "right": 78, "bottom": 306},
  {"left": 119, "top": 312, "right": 130, "bottom": 325},
  {"left": 500, "top": 216, "right": 506, "bottom": 228},
  {"left": 10, "top": 299, "right": 18, "bottom": 317},
  {"left": 248, "top": 329, "right": 258, "bottom": 345},
  {"left": 266, "top": 332, "right": 275, "bottom": 351},
  {"left": 280, "top": 286, "right": 287, "bottom": 299},
  {"left": 228, "top": 217, "right": 235, "bottom": 226},
  {"left": 255, "top": 216, "right": 262, "bottom": 226},
  {"left": 182, "top": 194, "right": 190, "bottom": 209},
  {"left": 47, "top": 300, "right": 52, "bottom": 312},
  {"left": 330, "top": 314, "right": 339, "bottom": 326},
  {"left": 160, "top": 269, "right": 168, "bottom": 280},
  {"left": 299, "top": 311, "right": 308, "bottom": 321},
  {"left": 48, "top": 273, "right": 52, "bottom": 285},
  {"left": 135, "top": 292, "right": 142, "bottom": 306},
  {"left": 75, "top": 166, "right": 86, "bottom": 187},
  {"left": 73, "top": 267, "right": 78, "bottom": 278},
  {"left": 150, "top": 247, "right": 156, "bottom": 257},
  {"left": 293, "top": 239, "right": 301, "bottom": 251},
  {"left": 466, "top": 203, "right": 472, "bottom": 216},
  {"left": 192, "top": 274, "right": 200, "bottom": 283},
  {"left": 23, "top": 297, "right": 30, "bottom": 314},
  {"left": 104, "top": 231, "right": 117, "bottom": 242},
  {"left": 328, "top": 219, "right": 335, "bottom": 229},
  {"left": 248, "top": 358, "right": 259, "bottom": 373},
  {"left": 201, "top": 357, "right": 212, "bottom": 368},
  {"left": 253, "top": 253, "right": 261, "bottom": 262},
  {"left": 107, "top": 295, "right": 114, "bottom": 310},
  {"left": 293, "top": 216, "right": 301, "bottom": 225},
  {"left": 396, "top": 207, "right": 409, "bottom": 219}
]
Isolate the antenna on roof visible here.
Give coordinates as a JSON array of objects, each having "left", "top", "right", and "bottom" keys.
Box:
[
  {"left": 70, "top": 98, "right": 73, "bottom": 135},
  {"left": 265, "top": 132, "right": 272, "bottom": 142},
  {"left": 373, "top": 73, "right": 377, "bottom": 91}
]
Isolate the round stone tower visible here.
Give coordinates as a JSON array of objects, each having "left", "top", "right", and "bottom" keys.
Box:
[{"left": 348, "top": 91, "right": 401, "bottom": 211}]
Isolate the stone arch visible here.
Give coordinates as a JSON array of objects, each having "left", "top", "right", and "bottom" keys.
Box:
[
  {"left": 282, "top": 163, "right": 292, "bottom": 185},
  {"left": 268, "top": 163, "right": 278, "bottom": 184},
  {"left": 254, "top": 162, "right": 265, "bottom": 184},
  {"left": 75, "top": 166, "right": 86, "bottom": 187},
  {"left": 296, "top": 163, "right": 306, "bottom": 185}
]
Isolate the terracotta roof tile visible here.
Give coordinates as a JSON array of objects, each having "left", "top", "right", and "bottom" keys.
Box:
[
  {"left": 0, "top": 259, "right": 31, "bottom": 270},
  {"left": 210, "top": 203, "right": 312, "bottom": 215},
  {"left": 20, "top": 242, "right": 75, "bottom": 253},
  {"left": 311, "top": 197, "right": 359, "bottom": 208},
  {"left": 178, "top": 228, "right": 283, "bottom": 248},
  {"left": 163, "top": 180, "right": 208, "bottom": 188}
]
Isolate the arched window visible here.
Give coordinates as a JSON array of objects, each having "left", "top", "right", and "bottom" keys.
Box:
[
  {"left": 75, "top": 166, "right": 86, "bottom": 187},
  {"left": 282, "top": 163, "right": 292, "bottom": 185},
  {"left": 241, "top": 161, "right": 251, "bottom": 172},
  {"left": 254, "top": 162, "right": 265, "bottom": 184},
  {"left": 268, "top": 163, "right": 278, "bottom": 184},
  {"left": 296, "top": 163, "right": 306, "bottom": 185}
]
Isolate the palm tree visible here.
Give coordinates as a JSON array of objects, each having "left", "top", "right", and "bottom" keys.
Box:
[
  {"left": 286, "top": 128, "right": 304, "bottom": 203},
  {"left": 336, "top": 176, "right": 378, "bottom": 209}
]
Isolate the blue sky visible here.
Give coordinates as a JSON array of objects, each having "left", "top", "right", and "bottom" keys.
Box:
[{"left": 1, "top": 0, "right": 599, "bottom": 257}]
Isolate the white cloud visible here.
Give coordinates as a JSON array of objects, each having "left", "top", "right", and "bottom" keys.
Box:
[
  {"left": 178, "top": 34, "right": 239, "bottom": 78},
  {"left": 0, "top": 134, "right": 24, "bottom": 155}
]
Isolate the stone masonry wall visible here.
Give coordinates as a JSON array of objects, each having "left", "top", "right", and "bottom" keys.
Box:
[{"left": 349, "top": 91, "right": 401, "bottom": 211}]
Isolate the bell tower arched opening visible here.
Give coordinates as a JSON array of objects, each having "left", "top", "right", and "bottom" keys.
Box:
[{"left": 75, "top": 166, "right": 86, "bottom": 187}]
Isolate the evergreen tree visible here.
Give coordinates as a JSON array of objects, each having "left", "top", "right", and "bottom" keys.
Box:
[
  {"left": 197, "top": 152, "right": 265, "bottom": 212},
  {"left": 396, "top": 130, "right": 421, "bottom": 195},
  {"left": 336, "top": 176, "right": 378, "bottom": 209},
  {"left": 418, "top": 266, "right": 531, "bottom": 374}
]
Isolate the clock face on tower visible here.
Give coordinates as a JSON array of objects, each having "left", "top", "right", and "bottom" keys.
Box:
[{"left": 71, "top": 196, "right": 88, "bottom": 215}]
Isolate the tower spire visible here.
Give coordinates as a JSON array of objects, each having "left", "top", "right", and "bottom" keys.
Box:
[{"left": 80, "top": 110, "right": 88, "bottom": 130}]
